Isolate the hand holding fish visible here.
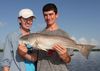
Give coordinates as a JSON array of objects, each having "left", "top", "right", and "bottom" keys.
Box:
[
  {"left": 18, "top": 43, "right": 28, "bottom": 57},
  {"left": 53, "top": 44, "right": 71, "bottom": 63},
  {"left": 18, "top": 44, "right": 37, "bottom": 62}
]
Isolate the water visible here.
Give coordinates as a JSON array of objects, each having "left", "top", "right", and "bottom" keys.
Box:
[
  {"left": 0, "top": 52, "right": 100, "bottom": 71},
  {"left": 67, "top": 52, "right": 100, "bottom": 71}
]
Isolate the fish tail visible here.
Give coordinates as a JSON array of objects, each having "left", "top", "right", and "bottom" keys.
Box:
[{"left": 76, "top": 44, "right": 95, "bottom": 59}]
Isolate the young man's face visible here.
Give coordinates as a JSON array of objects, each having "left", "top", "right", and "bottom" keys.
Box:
[
  {"left": 43, "top": 10, "right": 58, "bottom": 26},
  {"left": 19, "top": 17, "right": 33, "bottom": 30}
]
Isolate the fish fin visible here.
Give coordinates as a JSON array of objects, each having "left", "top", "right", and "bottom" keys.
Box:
[{"left": 77, "top": 44, "right": 96, "bottom": 59}]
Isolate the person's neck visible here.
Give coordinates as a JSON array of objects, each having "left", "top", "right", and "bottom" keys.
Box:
[
  {"left": 20, "top": 27, "right": 30, "bottom": 36},
  {"left": 46, "top": 23, "right": 58, "bottom": 31}
]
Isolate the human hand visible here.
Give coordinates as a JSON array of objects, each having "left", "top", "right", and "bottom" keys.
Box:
[
  {"left": 30, "top": 54, "right": 37, "bottom": 62},
  {"left": 18, "top": 43, "right": 28, "bottom": 57},
  {"left": 52, "top": 44, "right": 71, "bottom": 63},
  {"left": 2, "top": 66, "right": 9, "bottom": 71},
  {"left": 52, "top": 44, "right": 67, "bottom": 55}
]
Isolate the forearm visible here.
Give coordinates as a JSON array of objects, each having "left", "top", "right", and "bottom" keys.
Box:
[
  {"left": 24, "top": 54, "right": 32, "bottom": 61},
  {"left": 23, "top": 54, "right": 37, "bottom": 62},
  {"left": 63, "top": 54, "right": 71, "bottom": 63},
  {"left": 60, "top": 53, "right": 71, "bottom": 63},
  {"left": 3, "top": 66, "right": 9, "bottom": 71}
]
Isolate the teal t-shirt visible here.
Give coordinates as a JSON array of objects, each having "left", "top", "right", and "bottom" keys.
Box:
[
  {"left": 24, "top": 44, "right": 35, "bottom": 71},
  {"left": 24, "top": 60, "right": 35, "bottom": 71}
]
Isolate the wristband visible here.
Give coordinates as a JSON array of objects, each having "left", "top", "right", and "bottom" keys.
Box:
[{"left": 26, "top": 44, "right": 33, "bottom": 54}]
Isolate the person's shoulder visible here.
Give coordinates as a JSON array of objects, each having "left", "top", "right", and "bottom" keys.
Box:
[
  {"left": 7, "top": 32, "right": 17, "bottom": 36},
  {"left": 6, "top": 31, "right": 20, "bottom": 39},
  {"left": 57, "top": 28, "right": 67, "bottom": 33},
  {"left": 6, "top": 32, "right": 13, "bottom": 37},
  {"left": 57, "top": 28, "right": 70, "bottom": 37},
  {"left": 4, "top": 33, "right": 14, "bottom": 41}
]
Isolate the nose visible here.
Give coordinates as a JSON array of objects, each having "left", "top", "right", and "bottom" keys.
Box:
[
  {"left": 46, "top": 15, "right": 51, "bottom": 19},
  {"left": 26, "top": 20, "right": 32, "bottom": 24},
  {"left": 26, "top": 20, "right": 30, "bottom": 23}
]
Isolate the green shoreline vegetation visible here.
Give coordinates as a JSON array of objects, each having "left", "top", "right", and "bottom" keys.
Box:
[
  {"left": 74, "top": 49, "right": 100, "bottom": 51},
  {"left": 0, "top": 49, "right": 100, "bottom": 52},
  {"left": 0, "top": 49, "right": 3, "bottom": 52}
]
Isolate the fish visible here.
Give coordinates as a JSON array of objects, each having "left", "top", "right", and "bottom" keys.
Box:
[{"left": 19, "top": 33, "right": 96, "bottom": 59}]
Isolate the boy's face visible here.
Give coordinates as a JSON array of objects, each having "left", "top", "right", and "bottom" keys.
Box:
[{"left": 43, "top": 10, "right": 58, "bottom": 26}]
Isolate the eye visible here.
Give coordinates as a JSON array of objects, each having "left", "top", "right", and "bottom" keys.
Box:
[{"left": 49, "top": 13, "right": 53, "bottom": 16}]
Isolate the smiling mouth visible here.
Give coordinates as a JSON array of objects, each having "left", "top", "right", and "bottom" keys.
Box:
[{"left": 25, "top": 23, "right": 32, "bottom": 26}]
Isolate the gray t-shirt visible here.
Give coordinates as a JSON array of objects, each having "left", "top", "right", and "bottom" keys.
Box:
[{"left": 37, "top": 29, "right": 73, "bottom": 71}]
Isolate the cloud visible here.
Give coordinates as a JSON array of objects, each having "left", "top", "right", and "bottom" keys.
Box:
[
  {"left": 0, "top": 21, "right": 5, "bottom": 28},
  {"left": 78, "top": 37, "right": 89, "bottom": 44},
  {"left": 71, "top": 36, "right": 98, "bottom": 45},
  {"left": 90, "top": 38, "right": 99, "bottom": 45},
  {"left": 78, "top": 37, "right": 98, "bottom": 45}
]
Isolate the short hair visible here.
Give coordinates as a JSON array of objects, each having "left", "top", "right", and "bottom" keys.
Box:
[{"left": 42, "top": 3, "right": 58, "bottom": 14}]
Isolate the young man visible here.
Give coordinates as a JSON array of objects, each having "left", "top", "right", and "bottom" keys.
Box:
[
  {"left": 37, "top": 3, "right": 73, "bottom": 71},
  {"left": 2, "top": 8, "right": 37, "bottom": 71}
]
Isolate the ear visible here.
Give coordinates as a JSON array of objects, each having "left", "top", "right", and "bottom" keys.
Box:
[
  {"left": 56, "top": 13, "right": 59, "bottom": 18},
  {"left": 18, "top": 17, "right": 21, "bottom": 23}
]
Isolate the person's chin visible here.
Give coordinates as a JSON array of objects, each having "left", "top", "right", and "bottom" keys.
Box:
[
  {"left": 47, "top": 22, "right": 53, "bottom": 25},
  {"left": 26, "top": 25, "right": 31, "bottom": 28}
]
